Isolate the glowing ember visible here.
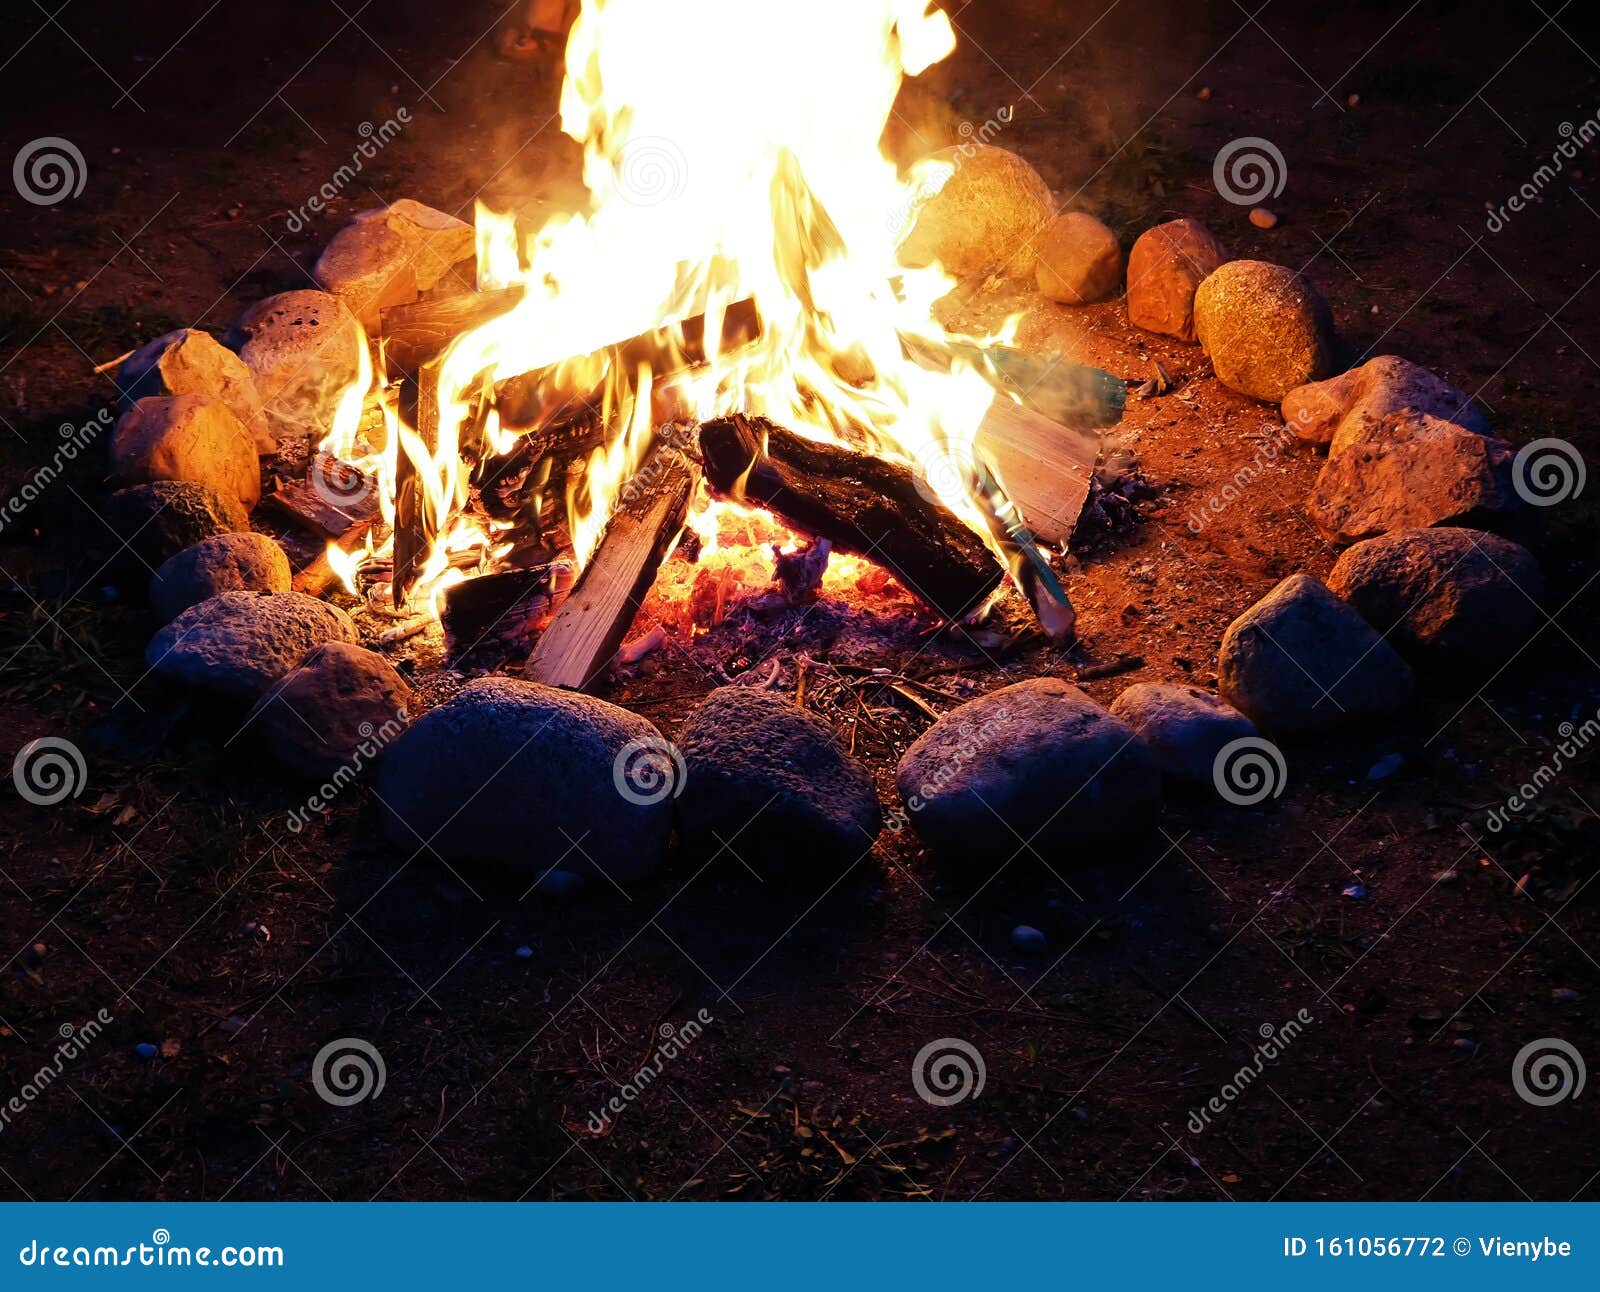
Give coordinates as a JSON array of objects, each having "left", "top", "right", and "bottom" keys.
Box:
[{"left": 323, "top": 0, "right": 1027, "bottom": 619}]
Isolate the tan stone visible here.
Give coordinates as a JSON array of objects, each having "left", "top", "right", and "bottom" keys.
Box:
[
  {"left": 1126, "top": 218, "right": 1228, "bottom": 342},
  {"left": 1035, "top": 212, "right": 1123, "bottom": 304},
  {"left": 110, "top": 395, "right": 261, "bottom": 509},
  {"left": 223, "top": 291, "right": 369, "bottom": 446},
  {"left": 313, "top": 199, "right": 475, "bottom": 332},
  {"left": 1307, "top": 412, "right": 1520, "bottom": 545},
  {"left": 1281, "top": 354, "right": 1489, "bottom": 449},
  {"left": 1193, "top": 260, "right": 1338, "bottom": 402},
  {"left": 899, "top": 145, "right": 1054, "bottom": 280},
  {"left": 118, "top": 329, "right": 271, "bottom": 452},
  {"left": 149, "top": 532, "right": 291, "bottom": 622}
]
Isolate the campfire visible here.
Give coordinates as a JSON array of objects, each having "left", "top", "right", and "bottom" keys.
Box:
[{"left": 273, "top": 0, "right": 1108, "bottom": 687}]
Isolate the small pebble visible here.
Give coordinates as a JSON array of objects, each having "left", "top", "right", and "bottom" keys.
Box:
[
  {"left": 1197, "top": 86, "right": 1211, "bottom": 100},
  {"left": 532, "top": 870, "right": 584, "bottom": 898},
  {"left": 1347, "top": 93, "right": 1361, "bottom": 108},
  {"left": 1249, "top": 207, "right": 1278, "bottom": 229},
  {"left": 134, "top": 1043, "right": 158, "bottom": 1061},
  {"left": 1552, "top": 988, "right": 1580, "bottom": 1003},
  {"left": 1431, "top": 869, "right": 1460, "bottom": 885},
  {"left": 513, "top": 945, "right": 533, "bottom": 960},
  {"left": 1367, "top": 753, "right": 1404, "bottom": 781},
  {"left": 1011, "top": 924, "right": 1047, "bottom": 953},
  {"left": 1451, "top": 1037, "right": 1476, "bottom": 1053},
  {"left": 1342, "top": 882, "right": 1368, "bottom": 900}
]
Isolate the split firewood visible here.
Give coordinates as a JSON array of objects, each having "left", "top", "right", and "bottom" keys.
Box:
[
  {"left": 440, "top": 561, "right": 573, "bottom": 653},
  {"left": 525, "top": 449, "right": 700, "bottom": 691},
  {"left": 697, "top": 413, "right": 1002, "bottom": 621},
  {"left": 379, "top": 287, "right": 524, "bottom": 375},
  {"left": 261, "top": 452, "right": 379, "bottom": 540}
]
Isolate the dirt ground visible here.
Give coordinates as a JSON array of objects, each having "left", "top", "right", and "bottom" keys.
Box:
[{"left": 1, "top": 0, "right": 1597, "bottom": 1201}]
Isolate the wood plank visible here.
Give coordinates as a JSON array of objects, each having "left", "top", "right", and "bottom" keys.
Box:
[
  {"left": 972, "top": 395, "right": 1100, "bottom": 547},
  {"left": 524, "top": 451, "right": 699, "bottom": 691},
  {"left": 261, "top": 452, "right": 379, "bottom": 540},
  {"left": 379, "top": 288, "right": 523, "bottom": 375}
]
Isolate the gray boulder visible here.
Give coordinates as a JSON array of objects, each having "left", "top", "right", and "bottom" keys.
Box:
[
  {"left": 145, "top": 590, "right": 358, "bottom": 700},
  {"left": 895, "top": 678, "right": 1160, "bottom": 865},
  {"left": 1108, "top": 682, "right": 1258, "bottom": 784},
  {"left": 250, "top": 641, "right": 412, "bottom": 779},
  {"left": 149, "top": 532, "right": 291, "bottom": 622},
  {"left": 105, "top": 480, "right": 248, "bottom": 569},
  {"left": 1327, "top": 527, "right": 1544, "bottom": 673},
  {"left": 677, "top": 686, "right": 881, "bottom": 872},
  {"left": 377, "top": 677, "right": 672, "bottom": 884},
  {"left": 1218, "top": 573, "right": 1413, "bottom": 734}
]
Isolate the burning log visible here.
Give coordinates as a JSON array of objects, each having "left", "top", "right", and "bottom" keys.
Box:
[
  {"left": 441, "top": 561, "right": 574, "bottom": 653},
  {"left": 525, "top": 449, "right": 700, "bottom": 690},
  {"left": 262, "top": 452, "right": 379, "bottom": 540},
  {"left": 973, "top": 397, "right": 1099, "bottom": 547},
  {"left": 379, "top": 288, "right": 524, "bottom": 375},
  {"left": 698, "top": 413, "right": 1002, "bottom": 620}
]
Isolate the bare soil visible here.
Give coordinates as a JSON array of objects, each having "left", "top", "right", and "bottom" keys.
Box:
[{"left": 1, "top": 0, "right": 1597, "bottom": 1201}]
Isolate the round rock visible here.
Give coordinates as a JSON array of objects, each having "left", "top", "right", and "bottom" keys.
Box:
[
  {"left": 1193, "top": 260, "right": 1338, "bottom": 401},
  {"left": 1125, "top": 218, "right": 1228, "bottom": 342},
  {"left": 110, "top": 394, "right": 261, "bottom": 510},
  {"left": 105, "top": 481, "right": 249, "bottom": 569},
  {"left": 223, "top": 291, "right": 369, "bottom": 446},
  {"left": 899, "top": 145, "right": 1054, "bottom": 280},
  {"left": 1109, "top": 682, "right": 1259, "bottom": 784},
  {"left": 376, "top": 677, "right": 672, "bottom": 884},
  {"left": 895, "top": 678, "right": 1161, "bottom": 866},
  {"left": 249, "top": 641, "right": 412, "bottom": 779},
  {"left": 1035, "top": 212, "right": 1122, "bottom": 304},
  {"left": 117, "top": 328, "right": 271, "bottom": 452},
  {"left": 1282, "top": 354, "right": 1489, "bottom": 449},
  {"left": 1218, "top": 573, "right": 1413, "bottom": 735},
  {"left": 149, "top": 532, "right": 291, "bottom": 622},
  {"left": 1327, "top": 527, "right": 1543, "bottom": 673},
  {"left": 676, "top": 685, "right": 881, "bottom": 873},
  {"left": 145, "top": 590, "right": 359, "bottom": 701}
]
